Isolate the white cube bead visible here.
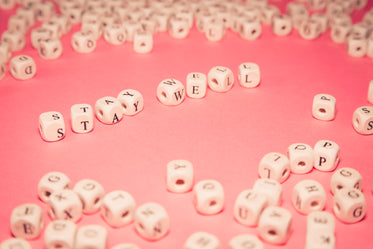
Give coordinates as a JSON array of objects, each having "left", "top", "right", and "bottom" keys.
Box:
[
  {"left": 71, "top": 31, "right": 96, "bottom": 53},
  {"left": 0, "top": 41, "right": 11, "bottom": 63},
  {"left": 75, "top": 225, "right": 107, "bottom": 249},
  {"left": 186, "top": 72, "right": 207, "bottom": 99},
  {"left": 287, "top": 143, "right": 314, "bottom": 174},
  {"left": 307, "top": 211, "right": 335, "bottom": 234},
  {"left": 0, "top": 238, "right": 31, "bottom": 249},
  {"left": 1, "top": 30, "right": 25, "bottom": 52},
  {"left": 305, "top": 231, "right": 335, "bottom": 249},
  {"left": 347, "top": 35, "right": 367, "bottom": 58},
  {"left": 71, "top": 104, "right": 94, "bottom": 133},
  {"left": 111, "top": 243, "right": 140, "bottom": 249},
  {"left": 233, "top": 189, "right": 268, "bottom": 226},
  {"left": 368, "top": 80, "right": 373, "bottom": 104},
  {"left": 44, "top": 220, "right": 77, "bottom": 249},
  {"left": 193, "top": 179, "right": 224, "bottom": 215},
  {"left": 166, "top": 159, "right": 194, "bottom": 193},
  {"left": 8, "top": 14, "right": 29, "bottom": 35},
  {"left": 312, "top": 94, "right": 336, "bottom": 121},
  {"left": 184, "top": 231, "right": 220, "bottom": 249},
  {"left": 38, "top": 38, "right": 63, "bottom": 60},
  {"left": 292, "top": 179, "right": 326, "bottom": 214},
  {"left": 352, "top": 106, "right": 373, "bottom": 135},
  {"left": 50, "top": 14, "right": 71, "bottom": 34},
  {"left": 252, "top": 178, "right": 282, "bottom": 206},
  {"left": 134, "top": 202, "right": 170, "bottom": 241},
  {"left": 104, "top": 23, "right": 127, "bottom": 45},
  {"left": 299, "top": 19, "right": 322, "bottom": 40},
  {"left": 42, "top": 20, "right": 63, "bottom": 38},
  {"left": 123, "top": 21, "right": 142, "bottom": 42},
  {"left": 205, "top": 19, "right": 225, "bottom": 42},
  {"left": 0, "top": 0, "right": 16, "bottom": 9},
  {"left": 207, "top": 66, "right": 234, "bottom": 93},
  {"left": 31, "top": 27, "right": 52, "bottom": 49},
  {"left": 95, "top": 96, "right": 124, "bottom": 124},
  {"left": 9, "top": 55, "right": 36, "bottom": 80},
  {"left": 258, "top": 152, "right": 290, "bottom": 183},
  {"left": 81, "top": 20, "right": 102, "bottom": 40},
  {"left": 258, "top": 206, "right": 292, "bottom": 245},
  {"left": 73, "top": 179, "right": 105, "bottom": 214},
  {"left": 333, "top": 188, "right": 366, "bottom": 223},
  {"left": 39, "top": 111, "right": 66, "bottom": 142},
  {"left": 271, "top": 14, "right": 292, "bottom": 36},
  {"left": 168, "top": 16, "right": 190, "bottom": 39},
  {"left": 38, "top": 172, "right": 71, "bottom": 202},
  {"left": 313, "top": 140, "right": 340, "bottom": 172},
  {"left": 133, "top": 30, "right": 153, "bottom": 54},
  {"left": 48, "top": 189, "right": 83, "bottom": 223},
  {"left": 330, "top": 22, "right": 351, "bottom": 44},
  {"left": 330, "top": 167, "right": 363, "bottom": 195},
  {"left": 34, "top": 1, "right": 55, "bottom": 22},
  {"left": 261, "top": 5, "right": 280, "bottom": 25},
  {"left": 10, "top": 203, "right": 44, "bottom": 239},
  {"left": 157, "top": 78, "right": 185, "bottom": 106},
  {"left": 310, "top": 13, "right": 328, "bottom": 33},
  {"left": 117, "top": 89, "right": 144, "bottom": 116},
  {"left": 229, "top": 234, "right": 263, "bottom": 249},
  {"left": 238, "top": 62, "right": 260, "bottom": 88},
  {"left": 101, "top": 190, "right": 136, "bottom": 227}
]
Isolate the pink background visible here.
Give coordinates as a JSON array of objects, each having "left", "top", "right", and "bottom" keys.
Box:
[{"left": 1, "top": 1, "right": 373, "bottom": 249}]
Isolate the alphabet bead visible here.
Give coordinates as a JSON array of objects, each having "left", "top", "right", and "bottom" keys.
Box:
[
  {"left": 258, "top": 152, "right": 290, "bottom": 183},
  {"left": 229, "top": 234, "right": 263, "bottom": 249},
  {"left": 38, "top": 38, "right": 63, "bottom": 60},
  {"left": 307, "top": 211, "right": 335, "bottom": 234},
  {"left": 8, "top": 14, "right": 29, "bottom": 35},
  {"left": 333, "top": 188, "right": 366, "bottom": 223},
  {"left": 193, "top": 179, "right": 224, "bottom": 215},
  {"left": 287, "top": 143, "right": 314, "bottom": 174},
  {"left": 207, "top": 66, "right": 234, "bottom": 93},
  {"left": 305, "top": 231, "right": 335, "bottom": 249},
  {"left": 166, "top": 159, "right": 194, "bottom": 193},
  {"left": 9, "top": 55, "right": 36, "bottom": 80},
  {"left": 313, "top": 140, "right": 340, "bottom": 172},
  {"left": 48, "top": 189, "right": 83, "bottom": 223},
  {"left": 330, "top": 22, "right": 351, "bottom": 44},
  {"left": 253, "top": 178, "right": 283, "bottom": 206},
  {"left": 34, "top": 1, "right": 55, "bottom": 22},
  {"left": 134, "top": 202, "right": 170, "bottom": 241},
  {"left": 101, "top": 190, "right": 136, "bottom": 227},
  {"left": 0, "top": 238, "right": 31, "bottom": 249},
  {"left": 330, "top": 167, "right": 363, "bottom": 194},
  {"left": 0, "top": 41, "right": 11, "bottom": 63},
  {"left": 73, "top": 179, "right": 105, "bottom": 214},
  {"left": 186, "top": 72, "right": 207, "bottom": 99},
  {"left": 31, "top": 27, "right": 52, "bottom": 49},
  {"left": 95, "top": 96, "right": 124, "bottom": 125},
  {"left": 292, "top": 179, "right": 326, "bottom": 214},
  {"left": 42, "top": 20, "right": 63, "bottom": 38},
  {"left": 368, "top": 80, "right": 373, "bottom": 104},
  {"left": 184, "top": 231, "right": 220, "bottom": 249},
  {"left": 38, "top": 172, "right": 71, "bottom": 202},
  {"left": 133, "top": 30, "right": 153, "bottom": 54},
  {"left": 75, "top": 225, "right": 107, "bottom": 249},
  {"left": 310, "top": 13, "right": 328, "bottom": 33},
  {"left": 168, "top": 16, "right": 190, "bottom": 39},
  {"left": 238, "top": 62, "right": 260, "bottom": 88},
  {"left": 10, "top": 203, "right": 44, "bottom": 239},
  {"left": 299, "top": 19, "right": 322, "bottom": 40},
  {"left": 44, "top": 220, "right": 77, "bottom": 249},
  {"left": 233, "top": 189, "right": 268, "bottom": 226},
  {"left": 39, "top": 111, "right": 65, "bottom": 142},
  {"left": 0, "top": 0, "right": 16, "bottom": 10},
  {"left": 205, "top": 19, "right": 225, "bottom": 42},
  {"left": 347, "top": 35, "right": 367, "bottom": 58},
  {"left": 271, "top": 14, "right": 292, "bottom": 36},
  {"left": 111, "top": 243, "right": 140, "bottom": 249},
  {"left": 258, "top": 206, "right": 292, "bottom": 245},
  {"left": 157, "top": 78, "right": 185, "bottom": 106},
  {"left": 71, "top": 31, "right": 96, "bottom": 53},
  {"left": 117, "top": 89, "right": 144, "bottom": 116},
  {"left": 312, "top": 94, "right": 336, "bottom": 121},
  {"left": 260, "top": 5, "right": 280, "bottom": 25},
  {"left": 1, "top": 30, "right": 25, "bottom": 52},
  {"left": 352, "top": 106, "right": 373, "bottom": 135},
  {"left": 71, "top": 104, "right": 94, "bottom": 133},
  {"left": 104, "top": 23, "right": 127, "bottom": 45},
  {"left": 50, "top": 14, "right": 71, "bottom": 34}
]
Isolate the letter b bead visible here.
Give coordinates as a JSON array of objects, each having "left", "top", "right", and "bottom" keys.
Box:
[
  {"left": 193, "top": 180, "right": 224, "bottom": 215},
  {"left": 39, "top": 111, "right": 66, "bottom": 142},
  {"left": 352, "top": 106, "right": 373, "bottom": 135},
  {"left": 333, "top": 188, "right": 366, "bottom": 223},
  {"left": 157, "top": 79, "right": 185, "bottom": 106},
  {"left": 10, "top": 204, "right": 44, "bottom": 240}
]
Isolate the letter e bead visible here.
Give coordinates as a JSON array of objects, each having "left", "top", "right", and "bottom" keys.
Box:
[
  {"left": 71, "top": 104, "right": 94, "bottom": 133},
  {"left": 352, "top": 106, "right": 373, "bottom": 135},
  {"left": 312, "top": 94, "right": 336, "bottom": 121},
  {"left": 10, "top": 203, "right": 44, "bottom": 239},
  {"left": 39, "top": 111, "right": 66, "bottom": 142},
  {"left": 193, "top": 179, "right": 224, "bottom": 215},
  {"left": 157, "top": 79, "right": 185, "bottom": 106},
  {"left": 166, "top": 159, "right": 194, "bottom": 193},
  {"left": 186, "top": 72, "right": 207, "bottom": 99}
]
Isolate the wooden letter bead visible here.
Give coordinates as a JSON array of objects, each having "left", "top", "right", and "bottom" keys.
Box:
[
  {"left": 271, "top": 14, "right": 292, "bottom": 36},
  {"left": 157, "top": 78, "right": 185, "bottom": 106},
  {"left": 71, "top": 104, "right": 94, "bottom": 133},
  {"left": 50, "top": 14, "right": 71, "bottom": 35},
  {"left": 73, "top": 179, "right": 105, "bottom": 214},
  {"left": 238, "top": 62, "right": 260, "bottom": 88},
  {"left": 229, "top": 234, "right": 263, "bottom": 249},
  {"left": 352, "top": 106, "right": 373, "bottom": 135},
  {"left": 205, "top": 19, "right": 226, "bottom": 42},
  {"left": 307, "top": 211, "right": 335, "bottom": 234},
  {"left": 258, "top": 152, "right": 290, "bottom": 183},
  {"left": 305, "top": 231, "right": 335, "bottom": 249},
  {"left": 101, "top": 190, "right": 136, "bottom": 227},
  {"left": 39, "top": 111, "right": 65, "bottom": 142},
  {"left": 117, "top": 89, "right": 144, "bottom": 116},
  {"left": 134, "top": 202, "right": 170, "bottom": 241},
  {"left": 260, "top": 5, "right": 280, "bottom": 25},
  {"left": 42, "top": 21, "right": 63, "bottom": 39},
  {"left": 8, "top": 15, "right": 29, "bottom": 35},
  {"left": 368, "top": 80, "right": 373, "bottom": 104},
  {"left": 38, "top": 172, "right": 71, "bottom": 203},
  {"left": 0, "top": 238, "right": 31, "bottom": 249},
  {"left": 48, "top": 189, "right": 83, "bottom": 223},
  {"left": 239, "top": 20, "right": 261, "bottom": 41},
  {"left": 253, "top": 178, "right": 282, "bottom": 206},
  {"left": 184, "top": 231, "right": 220, "bottom": 249},
  {"left": 312, "top": 94, "right": 336, "bottom": 121},
  {"left": 104, "top": 23, "right": 127, "bottom": 45},
  {"left": 313, "top": 140, "right": 340, "bottom": 172},
  {"left": 44, "top": 220, "right": 77, "bottom": 249},
  {"left": 310, "top": 13, "right": 328, "bottom": 33},
  {"left": 111, "top": 243, "right": 140, "bottom": 249},
  {"left": 95, "top": 96, "right": 124, "bottom": 124},
  {"left": 233, "top": 189, "right": 268, "bottom": 226},
  {"left": 186, "top": 72, "right": 207, "bottom": 99},
  {"left": 10, "top": 203, "right": 44, "bottom": 239},
  {"left": 287, "top": 143, "right": 314, "bottom": 174},
  {"left": 258, "top": 206, "right": 292, "bottom": 245},
  {"left": 292, "top": 179, "right": 326, "bottom": 214},
  {"left": 166, "top": 159, "right": 194, "bottom": 193},
  {"left": 347, "top": 35, "right": 367, "bottom": 58},
  {"left": 207, "top": 66, "right": 234, "bottom": 93},
  {"left": 75, "top": 225, "right": 107, "bottom": 249},
  {"left": 9, "top": 55, "right": 36, "bottom": 80},
  {"left": 0, "top": 62, "right": 5, "bottom": 80},
  {"left": 1, "top": 30, "right": 25, "bottom": 52},
  {"left": 299, "top": 19, "right": 322, "bottom": 40},
  {"left": 81, "top": 20, "right": 103, "bottom": 40},
  {"left": 31, "top": 27, "right": 52, "bottom": 50},
  {"left": 34, "top": 1, "right": 55, "bottom": 22},
  {"left": 330, "top": 167, "right": 363, "bottom": 194},
  {"left": 333, "top": 188, "right": 366, "bottom": 223},
  {"left": 330, "top": 22, "right": 351, "bottom": 44},
  {"left": 168, "top": 16, "right": 190, "bottom": 39},
  {"left": 0, "top": 41, "right": 11, "bottom": 63},
  {"left": 38, "top": 38, "right": 63, "bottom": 60},
  {"left": 193, "top": 179, "right": 224, "bottom": 215},
  {"left": 71, "top": 31, "right": 96, "bottom": 53},
  {"left": 133, "top": 30, "right": 153, "bottom": 54}
]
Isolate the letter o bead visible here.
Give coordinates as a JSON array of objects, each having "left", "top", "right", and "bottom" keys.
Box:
[
  {"left": 258, "top": 152, "right": 290, "bottom": 183},
  {"left": 0, "top": 238, "right": 31, "bottom": 249},
  {"left": 48, "top": 190, "right": 83, "bottom": 223},
  {"left": 352, "top": 106, "right": 373, "bottom": 135},
  {"left": 157, "top": 79, "right": 185, "bottom": 106},
  {"left": 330, "top": 167, "right": 363, "bottom": 194},
  {"left": 44, "top": 220, "right": 77, "bottom": 249},
  {"left": 9, "top": 55, "right": 36, "bottom": 80},
  {"left": 73, "top": 179, "right": 105, "bottom": 214},
  {"left": 75, "top": 225, "right": 107, "bottom": 249},
  {"left": 207, "top": 66, "right": 234, "bottom": 93},
  {"left": 10, "top": 203, "right": 44, "bottom": 240},
  {"left": 71, "top": 104, "right": 94, "bottom": 133},
  {"left": 292, "top": 179, "right": 326, "bottom": 214},
  {"left": 229, "top": 234, "right": 263, "bottom": 249},
  {"left": 166, "top": 159, "right": 194, "bottom": 193},
  {"left": 184, "top": 231, "right": 220, "bottom": 249},
  {"left": 312, "top": 94, "right": 336, "bottom": 121},
  {"left": 39, "top": 111, "right": 66, "bottom": 142},
  {"left": 38, "top": 172, "right": 71, "bottom": 203},
  {"left": 95, "top": 97, "right": 124, "bottom": 124},
  {"left": 287, "top": 143, "right": 314, "bottom": 174},
  {"left": 193, "top": 179, "right": 224, "bottom": 215},
  {"left": 333, "top": 188, "right": 366, "bottom": 223},
  {"left": 117, "top": 89, "right": 144, "bottom": 116}
]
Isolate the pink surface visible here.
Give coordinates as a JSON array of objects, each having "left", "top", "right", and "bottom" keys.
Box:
[{"left": 1, "top": 1, "right": 373, "bottom": 249}]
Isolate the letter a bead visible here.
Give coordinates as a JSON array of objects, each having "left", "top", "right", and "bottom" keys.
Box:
[
  {"left": 313, "top": 140, "right": 340, "bottom": 172},
  {"left": 157, "top": 79, "right": 185, "bottom": 106},
  {"left": 258, "top": 152, "right": 290, "bottom": 183},
  {"left": 0, "top": 238, "right": 31, "bottom": 249},
  {"left": 95, "top": 97, "right": 124, "bottom": 124},
  {"left": 352, "top": 106, "right": 373, "bottom": 135},
  {"left": 292, "top": 179, "right": 326, "bottom": 214},
  {"left": 193, "top": 180, "right": 224, "bottom": 215},
  {"left": 166, "top": 159, "right": 194, "bottom": 193},
  {"left": 44, "top": 220, "right": 77, "bottom": 249},
  {"left": 312, "top": 94, "right": 336, "bottom": 121},
  {"left": 184, "top": 231, "right": 220, "bottom": 249},
  {"left": 9, "top": 55, "right": 36, "bottom": 80},
  {"left": 10, "top": 203, "right": 44, "bottom": 240},
  {"left": 39, "top": 111, "right": 66, "bottom": 142},
  {"left": 71, "top": 104, "right": 94, "bottom": 133},
  {"left": 333, "top": 188, "right": 366, "bottom": 223},
  {"left": 330, "top": 167, "right": 363, "bottom": 194},
  {"left": 207, "top": 66, "right": 234, "bottom": 93}
]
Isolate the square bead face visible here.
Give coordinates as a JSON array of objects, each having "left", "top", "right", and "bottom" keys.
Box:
[
  {"left": 261, "top": 5, "right": 280, "bottom": 25},
  {"left": 207, "top": 66, "right": 234, "bottom": 93},
  {"left": 287, "top": 143, "right": 314, "bottom": 174},
  {"left": 333, "top": 188, "right": 366, "bottom": 223},
  {"left": 168, "top": 17, "right": 190, "bottom": 39},
  {"left": 240, "top": 20, "right": 262, "bottom": 40},
  {"left": 48, "top": 190, "right": 83, "bottom": 223},
  {"left": 186, "top": 72, "right": 207, "bottom": 99},
  {"left": 238, "top": 62, "right": 260, "bottom": 88},
  {"left": 313, "top": 140, "right": 340, "bottom": 172},
  {"left": 258, "top": 152, "right": 290, "bottom": 183},
  {"left": 299, "top": 19, "right": 321, "bottom": 40},
  {"left": 117, "top": 89, "right": 144, "bottom": 116},
  {"left": 31, "top": 27, "right": 52, "bottom": 49},
  {"left": 39, "top": 39, "right": 63, "bottom": 60},
  {"left": 39, "top": 111, "right": 65, "bottom": 142},
  {"left": 10, "top": 204, "right": 44, "bottom": 240},
  {"left": 133, "top": 30, "right": 153, "bottom": 54},
  {"left": 205, "top": 20, "right": 225, "bottom": 42},
  {"left": 104, "top": 24, "right": 126, "bottom": 45},
  {"left": 272, "top": 15, "right": 292, "bottom": 36},
  {"left": 95, "top": 97, "right": 124, "bottom": 124},
  {"left": 38, "top": 171, "right": 71, "bottom": 203},
  {"left": 307, "top": 211, "right": 335, "bottom": 234},
  {"left": 312, "top": 94, "right": 336, "bottom": 121},
  {"left": 166, "top": 159, "right": 194, "bottom": 193},
  {"left": 44, "top": 220, "right": 77, "bottom": 249},
  {"left": 71, "top": 104, "right": 94, "bottom": 133},
  {"left": 71, "top": 31, "right": 96, "bottom": 53},
  {"left": 193, "top": 180, "right": 224, "bottom": 215},
  {"left": 157, "top": 79, "right": 185, "bottom": 106},
  {"left": 9, "top": 55, "right": 36, "bottom": 80},
  {"left": 292, "top": 179, "right": 326, "bottom": 214},
  {"left": 73, "top": 179, "right": 105, "bottom": 214},
  {"left": 347, "top": 35, "right": 368, "bottom": 58},
  {"left": 1, "top": 30, "right": 25, "bottom": 52},
  {"left": 352, "top": 106, "right": 373, "bottom": 135},
  {"left": 184, "top": 232, "right": 220, "bottom": 249},
  {"left": 330, "top": 167, "right": 363, "bottom": 194}
]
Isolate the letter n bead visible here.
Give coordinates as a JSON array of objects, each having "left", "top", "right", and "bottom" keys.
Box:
[
  {"left": 0, "top": 238, "right": 31, "bottom": 249},
  {"left": 258, "top": 152, "right": 290, "bottom": 183},
  {"left": 207, "top": 66, "right": 234, "bottom": 93},
  {"left": 352, "top": 106, "right": 373, "bottom": 135},
  {"left": 44, "top": 220, "right": 77, "bottom": 249},
  {"left": 10, "top": 203, "right": 44, "bottom": 240},
  {"left": 117, "top": 89, "right": 144, "bottom": 116},
  {"left": 157, "top": 79, "right": 185, "bottom": 106},
  {"left": 75, "top": 225, "right": 107, "bottom": 249},
  {"left": 312, "top": 94, "right": 336, "bottom": 121},
  {"left": 39, "top": 111, "right": 66, "bottom": 142},
  {"left": 313, "top": 140, "right": 340, "bottom": 172},
  {"left": 184, "top": 232, "right": 220, "bottom": 249},
  {"left": 95, "top": 97, "right": 123, "bottom": 124},
  {"left": 193, "top": 180, "right": 224, "bottom": 215},
  {"left": 238, "top": 62, "right": 260, "bottom": 88},
  {"left": 9, "top": 55, "right": 36, "bottom": 80},
  {"left": 292, "top": 179, "right": 326, "bottom": 214},
  {"left": 333, "top": 188, "right": 366, "bottom": 223},
  {"left": 71, "top": 104, "right": 94, "bottom": 133},
  {"left": 166, "top": 159, "right": 194, "bottom": 193}
]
